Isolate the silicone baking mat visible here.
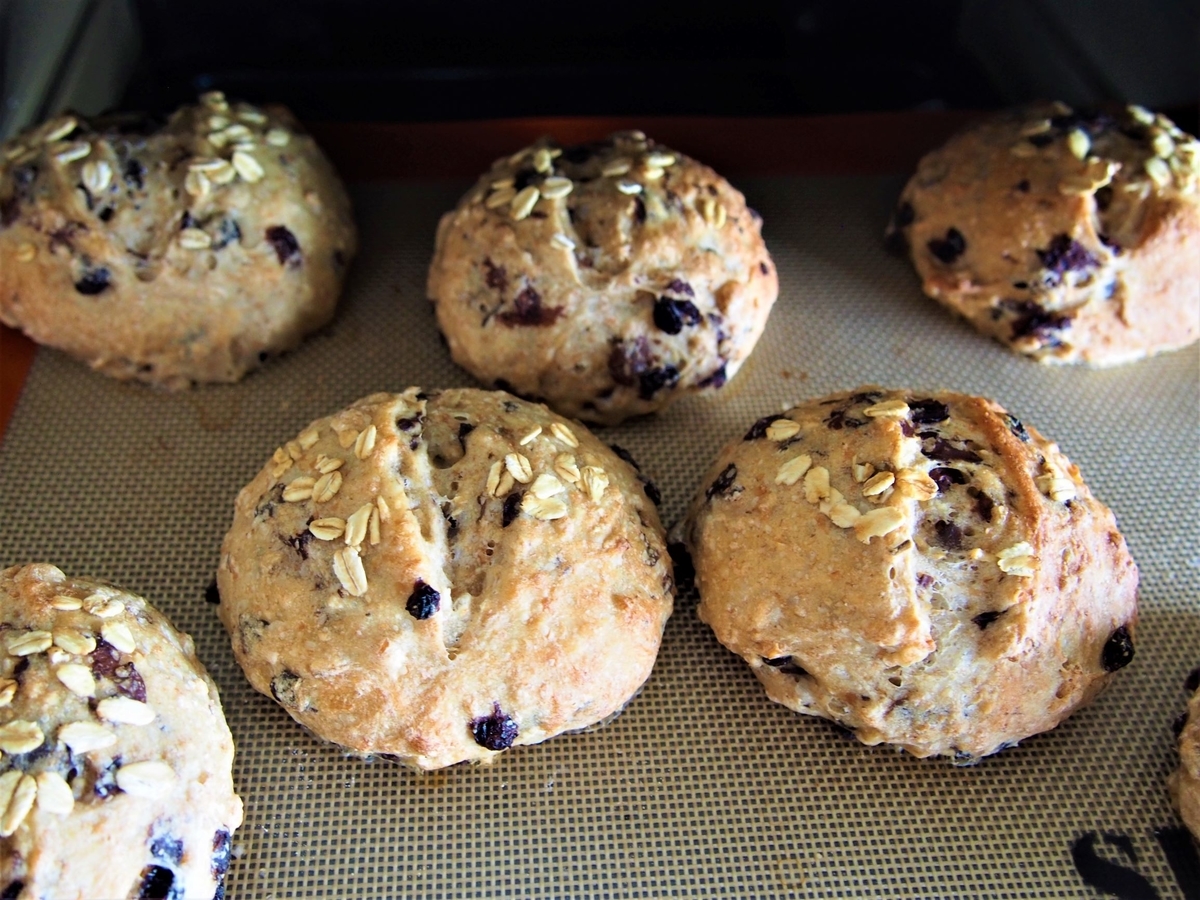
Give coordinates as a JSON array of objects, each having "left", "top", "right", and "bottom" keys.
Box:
[{"left": 1, "top": 176, "right": 1197, "bottom": 899}]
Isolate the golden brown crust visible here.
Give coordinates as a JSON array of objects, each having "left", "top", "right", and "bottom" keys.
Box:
[
  {"left": 217, "top": 388, "right": 673, "bottom": 770},
  {"left": 0, "top": 92, "right": 357, "bottom": 387},
  {"left": 0, "top": 563, "right": 242, "bottom": 899},
  {"left": 427, "top": 132, "right": 778, "bottom": 424},
  {"left": 682, "top": 387, "right": 1139, "bottom": 761},
  {"left": 1170, "top": 672, "right": 1200, "bottom": 838},
  {"left": 889, "top": 102, "right": 1200, "bottom": 365}
]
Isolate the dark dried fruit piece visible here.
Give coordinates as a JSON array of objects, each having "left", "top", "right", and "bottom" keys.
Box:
[
  {"left": 502, "top": 491, "right": 523, "bottom": 527},
  {"left": 927, "top": 227, "right": 966, "bottom": 263},
  {"left": 471, "top": 703, "right": 518, "bottom": 750},
  {"left": 151, "top": 833, "right": 184, "bottom": 865},
  {"left": 271, "top": 670, "right": 301, "bottom": 707},
  {"left": 706, "top": 463, "right": 739, "bottom": 500},
  {"left": 211, "top": 829, "right": 233, "bottom": 878},
  {"left": 920, "top": 435, "right": 982, "bottom": 464},
  {"left": 932, "top": 520, "right": 964, "bottom": 551},
  {"left": 916, "top": 573, "right": 935, "bottom": 589},
  {"left": 743, "top": 415, "right": 780, "bottom": 441},
  {"left": 638, "top": 365, "right": 679, "bottom": 400},
  {"left": 697, "top": 364, "right": 727, "bottom": 389},
  {"left": 136, "top": 865, "right": 176, "bottom": 900},
  {"left": 497, "top": 285, "right": 564, "bottom": 327},
  {"left": 969, "top": 487, "right": 995, "bottom": 522},
  {"left": 91, "top": 640, "right": 147, "bottom": 701},
  {"left": 641, "top": 477, "right": 661, "bottom": 506},
  {"left": 213, "top": 218, "right": 241, "bottom": 250},
  {"left": 285, "top": 528, "right": 314, "bottom": 560},
  {"left": 1004, "top": 414, "right": 1030, "bottom": 442},
  {"left": 825, "top": 409, "right": 865, "bottom": 430},
  {"left": 665, "top": 278, "right": 694, "bottom": 296},
  {"left": 123, "top": 158, "right": 145, "bottom": 189},
  {"left": 1185, "top": 667, "right": 1200, "bottom": 694},
  {"left": 482, "top": 257, "right": 507, "bottom": 291},
  {"left": 763, "top": 656, "right": 808, "bottom": 677},
  {"left": 406, "top": 579, "right": 440, "bottom": 620},
  {"left": 1008, "top": 300, "right": 1071, "bottom": 341},
  {"left": 74, "top": 266, "right": 112, "bottom": 295},
  {"left": 92, "top": 756, "right": 121, "bottom": 798},
  {"left": 1037, "top": 234, "right": 1098, "bottom": 284},
  {"left": 1101, "top": 626, "right": 1135, "bottom": 672},
  {"left": 395, "top": 415, "right": 422, "bottom": 431},
  {"left": 0, "top": 883, "right": 24, "bottom": 900},
  {"left": 909, "top": 399, "right": 949, "bottom": 425},
  {"left": 265, "top": 225, "right": 302, "bottom": 267},
  {"left": 652, "top": 297, "right": 702, "bottom": 335},
  {"left": 609, "top": 444, "right": 640, "bottom": 470},
  {"left": 928, "top": 467, "right": 967, "bottom": 493}
]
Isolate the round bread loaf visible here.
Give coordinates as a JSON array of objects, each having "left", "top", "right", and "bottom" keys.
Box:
[
  {"left": 1170, "top": 667, "right": 1200, "bottom": 839},
  {"left": 0, "top": 563, "right": 242, "bottom": 899},
  {"left": 216, "top": 387, "right": 673, "bottom": 770},
  {"left": 681, "top": 387, "right": 1139, "bottom": 761},
  {"left": 427, "top": 131, "right": 778, "bottom": 424},
  {"left": 0, "top": 91, "right": 357, "bottom": 387},
  {"left": 887, "top": 102, "right": 1199, "bottom": 365}
]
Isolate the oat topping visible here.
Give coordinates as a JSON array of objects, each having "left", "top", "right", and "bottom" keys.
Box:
[
  {"left": 0, "top": 772, "right": 36, "bottom": 836},
  {"left": 0, "top": 720, "right": 44, "bottom": 754},
  {"left": 34, "top": 771, "right": 73, "bottom": 816},
  {"left": 519, "top": 426, "right": 542, "bottom": 446},
  {"left": 55, "top": 624, "right": 95, "bottom": 656},
  {"left": 854, "top": 507, "right": 906, "bottom": 543},
  {"left": 1144, "top": 156, "right": 1171, "bottom": 188},
  {"left": 316, "top": 454, "right": 345, "bottom": 475},
  {"left": 42, "top": 115, "right": 78, "bottom": 143},
  {"left": 852, "top": 461, "right": 876, "bottom": 483},
  {"left": 863, "top": 400, "right": 910, "bottom": 418},
  {"left": 7, "top": 630, "right": 52, "bottom": 657},
  {"left": 997, "top": 542, "right": 1036, "bottom": 576},
  {"left": 14, "top": 242, "right": 35, "bottom": 262},
  {"left": 1067, "top": 129, "right": 1091, "bottom": 160},
  {"left": 0, "top": 680, "right": 16, "bottom": 708},
  {"left": 504, "top": 452, "right": 533, "bottom": 484},
  {"left": 333, "top": 546, "right": 368, "bottom": 596},
  {"left": 510, "top": 186, "right": 540, "bottom": 220},
  {"left": 803, "top": 466, "right": 832, "bottom": 504},
  {"left": 1036, "top": 466, "right": 1077, "bottom": 503},
  {"left": 354, "top": 425, "right": 378, "bottom": 459},
  {"left": 530, "top": 473, "right": 566, "bottom": 499},
  {"left": 115, "top": 760, "right": 177, "bottom": 797},
  {"left": 601, "top": 159, "right": 631, "bottom": 177},
  {"left": 100, "top": 621, "right": 136, "bottom": 654},
  {"left": 775, "top": 454, "right": 812, "bottom": 486},
  {"left": 486, "top": 460, "right": 504, "bottom": 497},
  {"left": 616, "top": 181, "right": 643, "bottom": 195},
  {"left": 554, "top": 453, "right": 581, "bottom": 483},
  {"left": 549, "top": 422, "right": 579, "bottom": 447},
  {"left": 550, "top": 232, "right": 576, "bottom": 250},
  {"left": 765, "top": 419, "right": 801, "bottom": 441},
  {"left": 581, "top": 466, "right": 609, "bottom": 503},
  {"left": 895, "top": 468, "right": 938, "bottom": 502},
  {"left": 861, "top": 471, "right": 895, "bottom": 496},
  {"left": 97, "top": 696, "right": 156, "bottom": 725},
  {"left": 313, "top": 470, "right": 344, "bottom": 503},
  {"left": 521, "top": 494, "right": 569, "bottom": 521},
  {"left": 266, "top": 127, "right": 291, "bottom": 146},
  {"left": 298, "top": 427, "right": 321, "bottom": 449},
  {"left": 50, "top": 595, "right": 84, "bottom": 611},
  {"left": 540, "top": 176, "right": 573, "bottom": 199},
  {"left": 368, "top": 506, "right": 381, "bottom": 545},
  {"left": 827, "top": 500, "right": 862, "bottom": 528},
  {"left": 55, "top": 663, "right": 96, "bottom": 697},
  {"left": 283, "top": 477, "right": 316, "bottom": 502},
  {"left": 345, "top": 503, "right": 373, "bottom": 547},
  {"left": 231, "top": 149, "right": 264, "bottom": 182},
  {"left": 58, "top": 720, "right": 116, "bottom": 753},
  {"left": 485, "top": 188, "right": 516, "bottom": 210}
]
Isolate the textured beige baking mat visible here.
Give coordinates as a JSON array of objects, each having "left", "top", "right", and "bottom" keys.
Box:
[{"left": 1, "top": 177, "right": 1198, "bottom": 899}]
